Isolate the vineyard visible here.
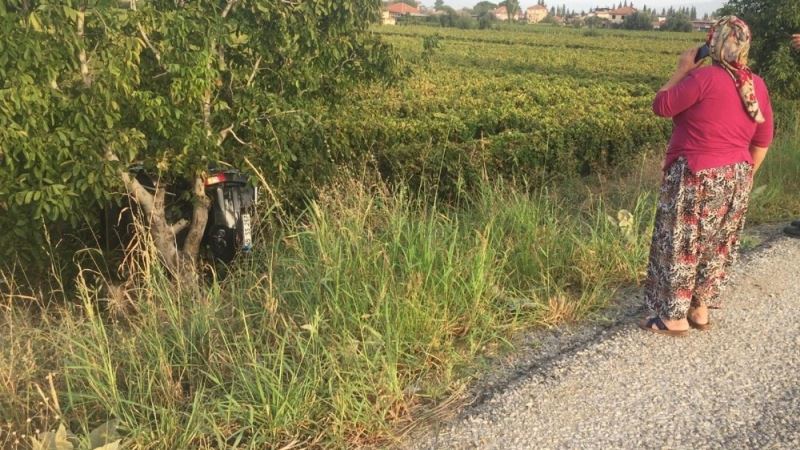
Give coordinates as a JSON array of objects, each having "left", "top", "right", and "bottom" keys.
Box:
[{"left": 325, "top": 25, "right": 704, "bottom": 192}]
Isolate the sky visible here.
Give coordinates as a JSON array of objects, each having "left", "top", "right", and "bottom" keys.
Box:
[{"left": 420, "top": 0, "right": 725, "bottom": 16}]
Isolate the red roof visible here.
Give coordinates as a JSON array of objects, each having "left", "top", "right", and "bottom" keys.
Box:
[
  {"left": 609, "top": 6, "right": 637, "bottom": 15},
  {"left": 387, "top": 3, "right": 420, "bottom": 14}
]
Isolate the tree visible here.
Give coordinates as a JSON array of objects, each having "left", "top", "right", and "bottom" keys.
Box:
[
  {"left": 499, "top": 0, "right": 520, "bottom": 21},
  {"left": 584, "top": 15, "right": 606, "bottom": 27},
  {"left": 622, "top": 11, "right": 654, "bottom": 30},
  {"left": 473, "top": 0, "right": 497, "bottom": 16},
  {"left": 473, "top": 0, "right": 497, "bottom": 28},
  {"left": 722, "top": 0, "right": 800, "bottom": 100},
  {"left": 0, "top": 1, "right": 395, "bottom": 283},
  {"left": 661, "top": 13, "right": 693, "bottom": 31},
  {"left": 435, "top": 0, "right": 445, "bottom": 10}
]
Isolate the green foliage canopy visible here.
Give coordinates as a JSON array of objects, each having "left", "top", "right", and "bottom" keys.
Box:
[
  {"left": 660, "top": 13, "right": 693, "bottom": 32},
  {"left": 622, "top": 11, "right": 654, "bottom": 30},
  {"left": 472, "top": 1, "right": 497, "bottom": 16},
  {"left": 0, "top": 0, "right": 395, "bottom": 259}
]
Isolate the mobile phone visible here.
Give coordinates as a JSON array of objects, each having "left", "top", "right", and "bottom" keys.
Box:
[{"left": 694, "top": 44, "right": 710, "bottom": 63}]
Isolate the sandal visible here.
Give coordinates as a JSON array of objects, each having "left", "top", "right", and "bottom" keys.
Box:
[{"left": 638, "top": 317, "right": 690, "bottom": 337}]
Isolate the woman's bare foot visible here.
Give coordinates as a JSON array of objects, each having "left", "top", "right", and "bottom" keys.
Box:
[
  {"left": 656, "top": 317, "right": 690, "bottom": 331},
  {"left": 639, "top": 316, "right": 690, "bottom": 335},
  {"left": 688, "top": 305, "right": 709, "bottom": 326}
]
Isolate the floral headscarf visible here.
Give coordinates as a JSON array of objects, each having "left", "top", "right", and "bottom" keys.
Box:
[{"left": 706, "top": 16, "right": 765, "bottom": 123}]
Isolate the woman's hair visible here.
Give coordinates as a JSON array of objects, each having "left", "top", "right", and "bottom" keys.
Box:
[{"left": 706, "top": 16, "right": 765, "bottom": 123}]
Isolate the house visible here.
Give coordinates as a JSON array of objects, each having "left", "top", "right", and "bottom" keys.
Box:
[
  {"left": 608, "top": 6, "right": 637, "bottom": 24},
  {"left": 381, "top": 10, "right": 396, "bottom": 25},
  {"left": 493, "top": 6, "right": 508, "bottom": 21},
  {"left": 591, "top": 7, "right": 613, "bottom": 20},
  {"left": 691, "top": 19, "right": 715, "bottom": 32},
  {"left": 492, "top": 6, "right": 522, "bottom": 21},
  {"left": 526, "top": 4, "right": 548, "bottom": 24},
  {"left": 386, "top": 2, "right": 421, "bottom": 17}
]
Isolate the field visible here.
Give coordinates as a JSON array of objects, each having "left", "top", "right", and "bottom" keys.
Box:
[
  {"left": 3, "top": 24, "right": 800, "bottom": 449},
  {"left": 336, "top": 25, "right": 699, "bottom": 189}
]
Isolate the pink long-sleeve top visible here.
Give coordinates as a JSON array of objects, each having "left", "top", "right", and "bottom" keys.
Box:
[{"left": 652, "top": 64, "right": 774, "bottom": 173}]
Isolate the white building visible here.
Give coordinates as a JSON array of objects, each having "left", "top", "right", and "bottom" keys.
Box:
[{"left": 526, "top": 4, "right": 548, "bottom": 23}]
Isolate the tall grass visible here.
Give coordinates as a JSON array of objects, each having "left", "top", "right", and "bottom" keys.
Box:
[
  {"left": 1, "top": 177, "right": 654, "bottom": 448},
  {"left": 748, "top": 128, "right": 800, "bottom": 223},
  {"left": 2, "top": 130, "right": 799, "bottom": 448}
]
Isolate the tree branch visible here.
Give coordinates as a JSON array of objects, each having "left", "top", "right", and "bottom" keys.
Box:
[
  {"left": 106, "top": 150, "right": 155, "bottom": 216},
  {"left": 217, "top": 125, "right": 233, "bottom": 146},
  {"left": 137, "top": 23, "right": 163, "bottom": 66},
  {"left": 221, "top": 0, "right": 238, "bottom": 18},
  {"left": 202, "top": 90, "right": 212, "bottom": 137},
  {"left": 247, "top": 56, "right": 262, "bottom": 87},
  {"left": 77, "top": 8, "right": 91, "bottom": 87},
  {"left": 171, "top": 218, "right": 189, "bottom": 235},
  {"left": 217, "top": 45, "right": 227, "bottom": 71},
  {"left": 217, "top": 124, "right": 251, "bottom": 146},
  {"left": 152, "top": 182, "right": 167, "bottom": 220},
  {"left": 181, "top": 175, "right": 211, "bottom": 265}
]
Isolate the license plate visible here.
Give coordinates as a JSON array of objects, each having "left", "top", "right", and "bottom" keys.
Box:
[{"left": 241, "top": 213, "right": 253, "bottom": 251}]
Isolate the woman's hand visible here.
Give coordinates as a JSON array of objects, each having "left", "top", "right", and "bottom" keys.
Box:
[
  {"left": 792, "top": 34, "right": 800, "bottom": 50},
  {"left": 658, "top": 48, "right": 705, "bottom": 92},
  {"left": 676, "top": 47, "right": 704, "bottom": 74}
]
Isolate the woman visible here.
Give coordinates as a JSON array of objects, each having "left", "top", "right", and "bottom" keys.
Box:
[{"left": 639, "top": 16, "right": 774, "bottom": 336}]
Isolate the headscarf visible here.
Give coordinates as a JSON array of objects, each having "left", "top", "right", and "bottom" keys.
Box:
[{"left": 706, "top": 16, "right": 765, "bottom": 123}]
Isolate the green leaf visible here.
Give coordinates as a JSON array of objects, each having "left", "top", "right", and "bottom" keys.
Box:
[
  {"left": 89, "top": 419, "right": 120, "bottom": 449},
  {"left": 93, "top": 441, "right": 121, "bottom": 450},
  {"left": 29, "top": 13, "right": 44, "bottom": 32},
  {"left": 31, "top": 424, "right": 74, "bottom": 450},
  {"left": 63, "top": 6, "right": 79, "bottom": 22}
]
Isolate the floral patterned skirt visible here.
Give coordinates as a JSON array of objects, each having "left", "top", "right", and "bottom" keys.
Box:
[{"left": 644, "top": 157, "right": 753, "bottom": 320}]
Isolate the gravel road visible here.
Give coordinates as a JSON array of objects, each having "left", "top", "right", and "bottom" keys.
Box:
[{"left": 405, "top": 232, "right": 800, "bottom": 449}]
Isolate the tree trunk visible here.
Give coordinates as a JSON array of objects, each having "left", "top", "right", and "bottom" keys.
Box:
[
  {"left": 176, "top": 176, "right": 211, "bottom": 286},
  {"left": 119, "top": 170, "right": 210, "bottom": 288}
]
